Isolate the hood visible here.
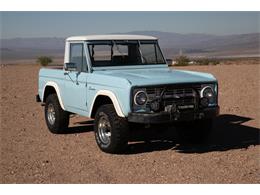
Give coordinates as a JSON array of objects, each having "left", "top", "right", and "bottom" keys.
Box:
[{"left": 93, "top": 67, "right": 217, "bottom": 86}]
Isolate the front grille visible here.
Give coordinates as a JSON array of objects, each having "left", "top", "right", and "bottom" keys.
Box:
[{"left": 145, "top": 84, "right": 201, "bottom": 111}]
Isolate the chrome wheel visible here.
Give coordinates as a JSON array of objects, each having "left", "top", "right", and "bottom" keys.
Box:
[
  {"left": 47, "top": 103, "right": 56, "bottom": 125},
  {"left": 97, "top": 113, "right": 111, "bottom": 145}
]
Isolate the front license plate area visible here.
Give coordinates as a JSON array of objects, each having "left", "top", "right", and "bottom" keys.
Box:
[{"left": 177, "top": 104, "right": 195, "bottom": 110}]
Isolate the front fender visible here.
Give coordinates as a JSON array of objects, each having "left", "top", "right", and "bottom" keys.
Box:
[{"left": 89, "top": 90, "right": 125, "bottom": 117}]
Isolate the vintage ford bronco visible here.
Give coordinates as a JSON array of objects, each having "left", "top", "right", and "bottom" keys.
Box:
[{"left": 36, "top": 35, "right": 219, "bottom": 153}]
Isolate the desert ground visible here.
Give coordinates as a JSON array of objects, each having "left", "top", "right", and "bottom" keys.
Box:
[{"left": 0, "top": 63, "right": 259, "bottom": 183}]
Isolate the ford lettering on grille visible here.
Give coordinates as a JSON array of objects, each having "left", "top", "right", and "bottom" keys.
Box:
[{"left": 177, "top": 104, "right": 195, "bottom": 110}]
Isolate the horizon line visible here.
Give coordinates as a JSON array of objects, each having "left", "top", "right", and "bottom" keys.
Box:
[{"left": 1, "top": 31, "right": 259, "bottom": 40}]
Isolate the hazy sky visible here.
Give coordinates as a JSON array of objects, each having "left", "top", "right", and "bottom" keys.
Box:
[{"left": 1, "top": 12, "right": 259, "bottom": 38}]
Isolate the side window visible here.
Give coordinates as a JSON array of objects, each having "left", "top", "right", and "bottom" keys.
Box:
[{"left": 70, "top": 43, "right": 87, "bottom": 72}]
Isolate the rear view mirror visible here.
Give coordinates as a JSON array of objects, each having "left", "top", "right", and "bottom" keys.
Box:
[{"left": 64, "top": 62, "right": 76, "bottom": 71}]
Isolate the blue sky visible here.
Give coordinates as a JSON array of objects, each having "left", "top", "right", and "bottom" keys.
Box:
[{"left": 1, "top": 12, "right": 259, "bottom": 38}]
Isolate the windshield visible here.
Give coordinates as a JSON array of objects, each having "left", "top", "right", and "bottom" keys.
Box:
[{"left": 88, "top": 40, "right": 166, "bottom": 67}]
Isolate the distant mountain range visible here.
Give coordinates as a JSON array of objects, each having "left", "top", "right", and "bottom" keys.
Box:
[{"left": 1, "top": 31, "right": 259, "bottom": 63}]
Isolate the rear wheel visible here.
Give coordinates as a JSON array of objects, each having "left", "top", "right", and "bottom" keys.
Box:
[
  {"left": 44, "top": 94, "right": 70, "bottom": 134},
  {"left": 94, "top": 104, "right": 129, "bottom": 153},
  {"left": 176, "top": 119, "right": 213, "bottom": 144}
]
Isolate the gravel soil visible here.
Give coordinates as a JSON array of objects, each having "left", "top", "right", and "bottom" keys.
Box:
[{"left": 0, "top": 64, "right": 259, "bottom": 183}]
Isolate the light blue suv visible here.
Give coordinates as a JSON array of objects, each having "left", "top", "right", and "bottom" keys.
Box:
[{"left": 36, "top": 35, "right": 219, "bottom": 153}]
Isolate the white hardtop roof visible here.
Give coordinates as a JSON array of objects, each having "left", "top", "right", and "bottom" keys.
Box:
[{"left": 66, "top": 34, "right": 158, "bottom": 41}]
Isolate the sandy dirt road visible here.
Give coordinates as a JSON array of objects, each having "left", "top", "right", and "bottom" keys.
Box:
[{"left": 0, "top": 64, "right": 259, "bottom": 183}]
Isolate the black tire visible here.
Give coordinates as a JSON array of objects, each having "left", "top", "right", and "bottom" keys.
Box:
[
  {"left": 176, "top": 119, "right": 213, "bottom": 144},
  {"left": 44, "top": 94, "right": 70, "bottom": 134},
  {"left": 94, "top": 104, "right": 129, "bottom": 154}
]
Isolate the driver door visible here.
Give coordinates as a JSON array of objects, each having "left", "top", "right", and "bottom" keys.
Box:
[{"left": 63, "top": 42, "right": 88, "bottom": 115}]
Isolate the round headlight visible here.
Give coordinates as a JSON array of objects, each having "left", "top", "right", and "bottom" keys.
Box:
[
  {"left": 201, "top": 86, "right": 214, "bottom": 99},
  {"left": 134, "top": 91, "right": 148, "bottom": 105}
]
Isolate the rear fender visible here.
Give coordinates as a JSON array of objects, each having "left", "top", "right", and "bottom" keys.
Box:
[{"left": 42, "top": 81, "right": 65, "bottom": 110}]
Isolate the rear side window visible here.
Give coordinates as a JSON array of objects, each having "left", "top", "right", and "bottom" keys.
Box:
[{"left": 70, "top": 43, "right": 87, "bottom": 72}]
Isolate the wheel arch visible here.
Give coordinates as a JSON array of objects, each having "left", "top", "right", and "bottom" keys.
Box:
[
  {"left": 89, "top": 90, "right": 125, "bottom": 118},
  {"left": 42, "top": 81, "right": 65, "bottom": 110}
]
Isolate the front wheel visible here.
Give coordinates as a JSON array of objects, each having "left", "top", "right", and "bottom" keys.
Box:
[
  {"left": 176, "top": 119, "right": 213, "bottom": 144},
  {"left": 94, "top": 104, "right": 129, "bottom": 154}
]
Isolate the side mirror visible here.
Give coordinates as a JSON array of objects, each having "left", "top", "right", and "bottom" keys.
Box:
[
  {"left": 64, "top": 62, "right": 76, "bottom": 71},
  {"left": 166, "top": 59, "right": 173, "bottom": 66}
]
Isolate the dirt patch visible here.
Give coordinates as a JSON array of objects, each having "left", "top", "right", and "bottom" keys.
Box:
[{"left": 0, "top": 64, "right": 259, "bottom": 183}]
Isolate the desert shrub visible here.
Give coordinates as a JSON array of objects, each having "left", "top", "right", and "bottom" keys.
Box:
[
  {"left": 196, "top": 58, "right": 210, "bottom": 65},
  {"left": 211, "top": 59, "right": 220, "bottom": 65},
  {"left": 175, "top": 55, "right": 190, "bottom": 66},
  {"left": 37, "top": 56, "right": 53, "bottom": 66},
  {"left": 195, "top": 58, "right": 220, "bottom": 65}
]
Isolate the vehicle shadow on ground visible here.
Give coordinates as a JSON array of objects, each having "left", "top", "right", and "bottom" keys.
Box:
[
  {"left": 62, "top": 114, "right": 259, "bottom": 154},
  {"left": 126, "top": 114, "right": 260, "bottom": 154},
  {"left": 63, "top": 120, "right": 94, "bottom": 134}
]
